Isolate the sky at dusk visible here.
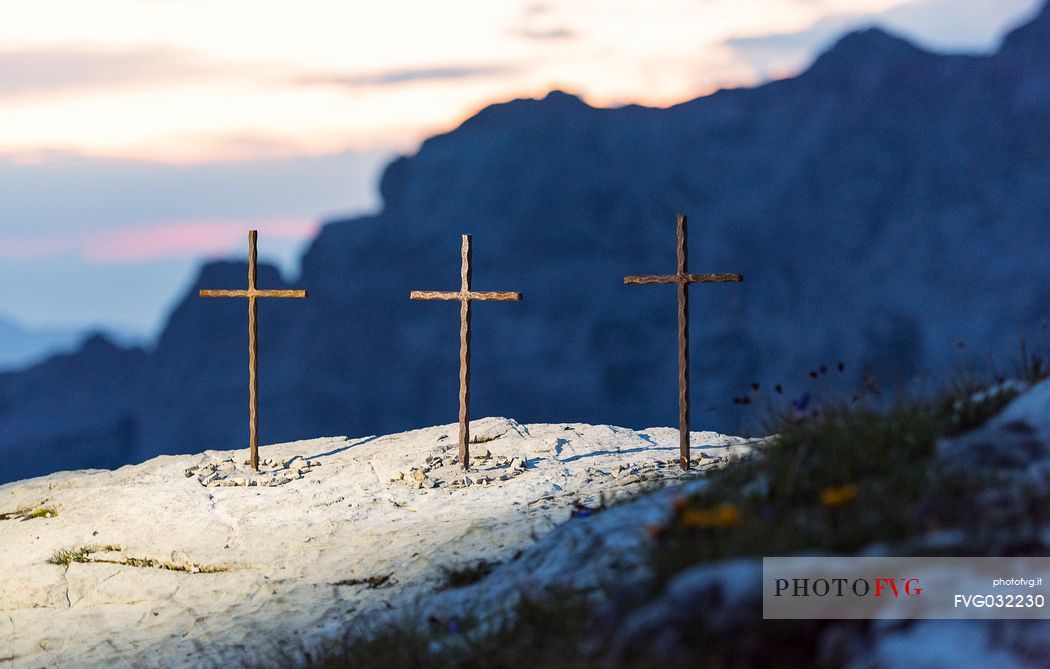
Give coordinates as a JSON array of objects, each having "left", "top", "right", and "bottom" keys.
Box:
[{"left": 0, "top": 0, "right": 1041, "bottom": 337}]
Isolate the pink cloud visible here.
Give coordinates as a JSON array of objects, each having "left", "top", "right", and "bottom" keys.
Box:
[
  {"left": 0, "top": 219, "right": 319, "bottom": 263},
  {"left": 0, "top": 235, "right": 60, "bottom": 258}
]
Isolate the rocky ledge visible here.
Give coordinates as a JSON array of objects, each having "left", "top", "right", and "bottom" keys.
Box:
[{"left": 0, "top": 419, "right": 757, "bottom": 668}]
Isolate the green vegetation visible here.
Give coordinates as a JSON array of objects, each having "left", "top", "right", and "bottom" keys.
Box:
[
  {"left": 333, "top": 574, "right": 393, "bottom": 589},
  {"left": 21, "top": 506, "right": 58, "bottom": 520},
  {"left": 0, "top": 505, "right": 58, "bottom": 521},
  {"left": 288, "top": 591, "right": 594, "bottom": 669},
  {"left": 47, "top": 547, "right": 92, "bottom": 566},
  {"left": 439, "top": 560, "right": 495, "bottom": 590},
  {"left": 46, "top": 545, "right": 228, "bottom": 573},
  {"left": 651, "top": 373, "right": 1047, "bottom": 581}
]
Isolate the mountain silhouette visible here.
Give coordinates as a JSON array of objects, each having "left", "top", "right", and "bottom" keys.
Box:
[{"left": 3, "top": 4, "right": 1050, "bottom": 483}]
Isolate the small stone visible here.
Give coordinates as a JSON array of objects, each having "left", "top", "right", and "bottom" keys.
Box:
[
  {"left": 509, "top": 457, "right": 525, "bottom": 471},
  {"left": 410, "top": 468, "right": 426, "bottom": 482},
  {"left": 184, "top": 468, "right": 196, "bottom": 478},
  {"left": 476, "top": 448, "right": 492, "bottom": 460},
  {"left": 618, "top": 475, "right": 642, "bottom": 486},
  {"left": 418, "top": 477, "right": 437, "bottom": 489}
]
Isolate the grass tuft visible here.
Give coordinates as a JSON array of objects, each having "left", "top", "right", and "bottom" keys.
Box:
[
  {"left": 281, "top": 589, "right": 593, "bottom": 669},
  {"left": 47, "top": 547, "right": 91, "bottom": 566},
  {"left": 21, "top": 506, "right": 58, "bottom": 520},
  {"left": 438, "top": 560, "right": 495, "bottom": 590},
  {"left": 1, "top": 505, "right": 58, "bottom": 521},
  {"left": 45, "top": 544, "right": 227, "bottom": 572},
  {"left": 333, "top": 574, "right": 393, "bottom": 589}
]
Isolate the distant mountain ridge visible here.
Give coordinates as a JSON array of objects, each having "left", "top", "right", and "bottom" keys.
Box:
[
  {"left": 0, "top": 314, "right": 84, "bottom": 371},
  {"left": 2, "top": 3, "right": 1050, "bottom": 483}
]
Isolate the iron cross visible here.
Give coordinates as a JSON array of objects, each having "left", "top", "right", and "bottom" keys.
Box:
[
  {"left": 411, "top": 234, "right": 522, "bottom": 470},
  {"left": 199, "top": 230, "right": 307, "bottom": 471},
  {"left": 625, "top": 214, "right": 742, "bottom": 470}
]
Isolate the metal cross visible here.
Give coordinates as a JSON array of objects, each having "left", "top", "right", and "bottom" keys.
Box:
[
  {"left": 199, "top": 230, "right": 307, "bottom": 471},
  {"left": 625, "top": 214, "right": 742, "bottom": 469},
  {"left": 411, "top": 234, "right": 522, "bottom": 470}
]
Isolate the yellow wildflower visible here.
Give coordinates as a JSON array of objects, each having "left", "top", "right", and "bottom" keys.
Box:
[
  {"left": 678, "top": 503, "right": 742, "bottom": 529},
  {"left": 820, "top": 483, "right": 859, "bottom": 507}
]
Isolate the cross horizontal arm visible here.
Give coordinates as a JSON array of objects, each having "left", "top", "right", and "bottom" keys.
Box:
[
  {"left": 685, "top": 273, "right": 743, "bottom": 284},
  {"left": 624, "top": 275, "right": 676, "bottom": 285},
  {"left": 624, "top": 273, "right": 743, "bottom": 285},
  {"left": 199, "top": 289, "right": 308, "bottom": 298},
  {"left": 410, "top": 290, "right": 522, "bottom": 302},
  {"left": 410, "top": 291, "right": 459, "bottom": 300},
  {"left": 465, "top": 291, "right": 522, "bottom": 301}
]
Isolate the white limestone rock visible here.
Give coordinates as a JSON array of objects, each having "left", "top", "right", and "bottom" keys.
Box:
[{"left": 0, "top": 417, "right": 757, "bottom": 668}]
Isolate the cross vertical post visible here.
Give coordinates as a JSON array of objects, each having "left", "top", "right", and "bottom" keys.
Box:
[
  {"left": 411, "top": 234, "right": 522, "bottom": 470},
  {"left": 625, "top": 214, "right": 743, "bottom": 470},
  {"left": 459, "top": 235, "right": 472, "bottom": 464},
  {"left": 676, "top": 215, "right": 690, "bottom": 471},
  {"left": 199, "top": 230, "right": 308, "bottom": 471},
  {"left": 247, "top": 230, "right": 259, "bottom": 471}
]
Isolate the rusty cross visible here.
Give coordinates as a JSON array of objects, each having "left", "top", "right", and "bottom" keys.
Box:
[
  {"left": 411, "top": 234, "right": 522, "bottom": 470},
  {"left": 625, "top": 214, "right": 742, "bottom": 470},
  {"left": 199, "top": 230, "right": 307, "bottom": 471}
]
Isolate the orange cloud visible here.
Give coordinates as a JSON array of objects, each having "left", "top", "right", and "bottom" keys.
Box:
[{"left": 0, "top": 44, "right": 223, "bottom": 100}]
